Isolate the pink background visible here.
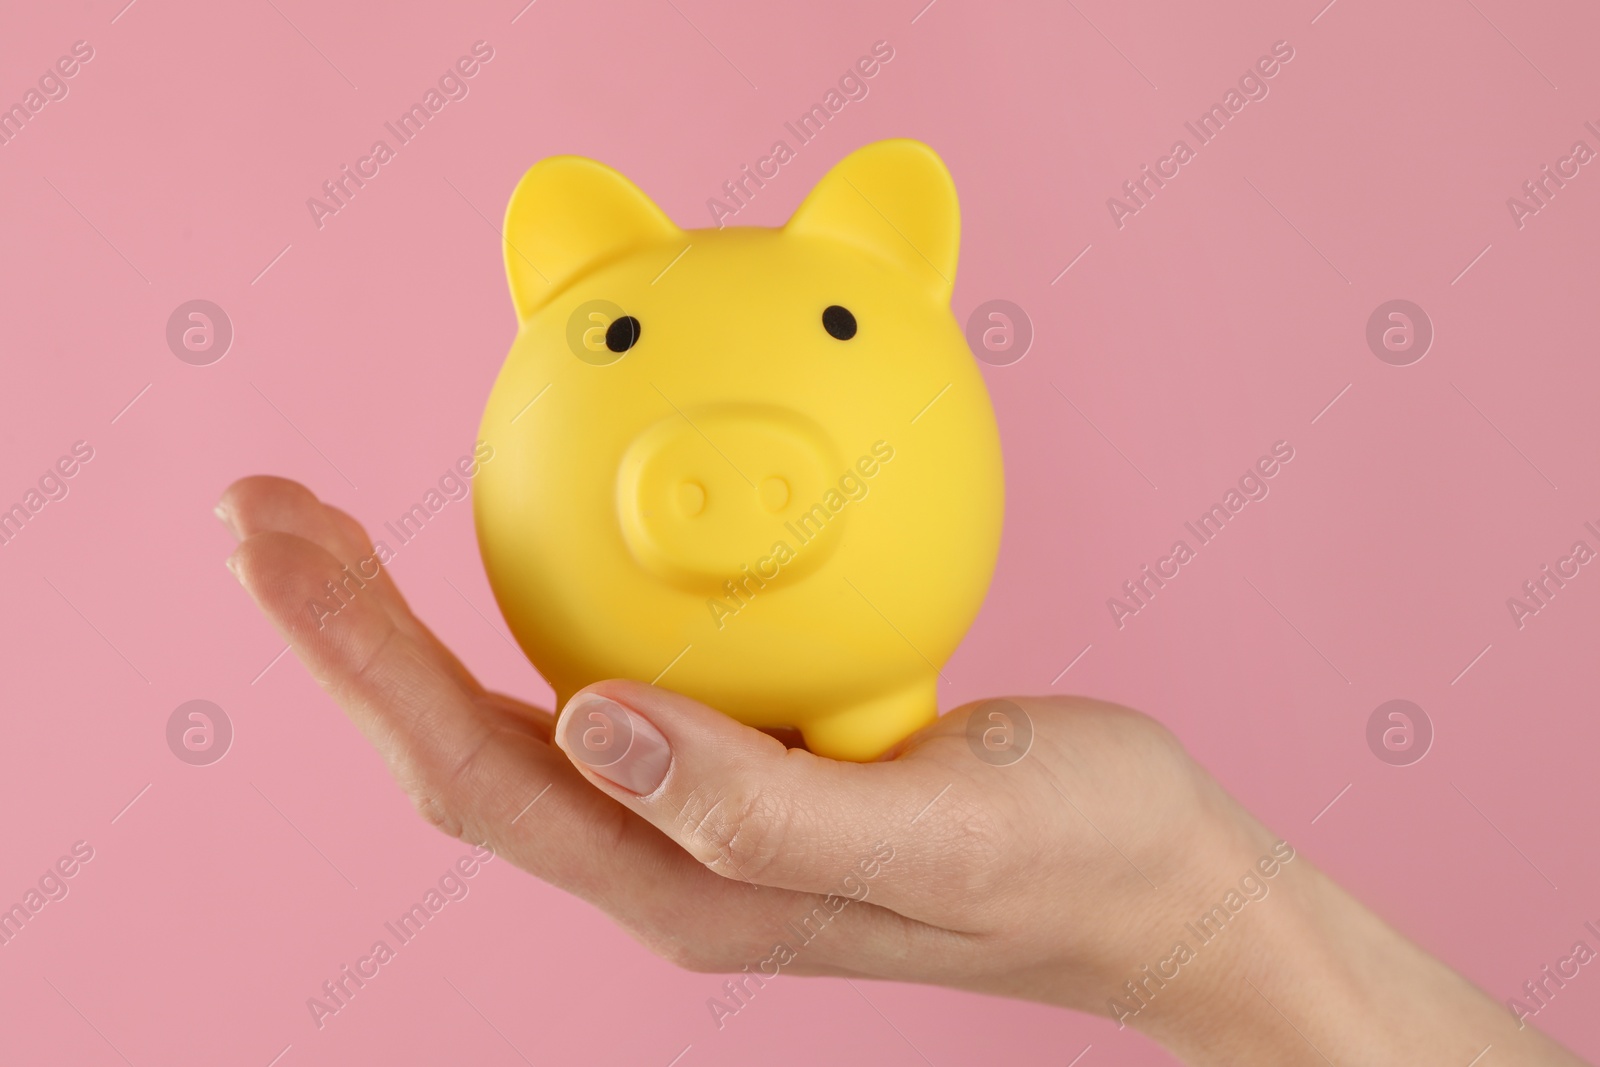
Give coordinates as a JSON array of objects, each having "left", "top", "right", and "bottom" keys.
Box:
[{"left": 3, "top": 0, "right": 1598, "bottom": 1063}]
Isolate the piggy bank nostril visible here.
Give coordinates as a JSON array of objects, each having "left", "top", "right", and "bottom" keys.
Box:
[
  {"left": 758, "top": 476, "right": 790, "bottom": 512},
  {"left": 677, "top": 481, "right": 706, "bottom": 516}
]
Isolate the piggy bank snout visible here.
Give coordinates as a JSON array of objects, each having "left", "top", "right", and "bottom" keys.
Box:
[{"left": 617, "top": 406, "right": 844, "bottom": 588}]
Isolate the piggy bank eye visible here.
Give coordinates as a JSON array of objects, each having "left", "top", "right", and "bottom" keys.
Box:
[
  {"left": 821, "top": 305, "right": 857, "bottom": 340},
  {"left": 606, "top": 315, "right": 642, "bottom": 353}
]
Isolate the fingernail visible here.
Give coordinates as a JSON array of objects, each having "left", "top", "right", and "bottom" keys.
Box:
[
  {"left": 214, "top": 502, "right": 239, "bottom": 539},
  {"left": 559, "top": 694, "right": 671, "bottom": 795},
  {"left": 224, "top": 555, "right": 241, "bottom": 580}
]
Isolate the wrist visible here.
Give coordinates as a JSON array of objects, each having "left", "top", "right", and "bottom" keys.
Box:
[
  {"left": 1080, "top": 819, "right": 1327, "bottom": 1060},
  {"left": 1132, "top": 845, "right": 1585, "bottom": 1066}
]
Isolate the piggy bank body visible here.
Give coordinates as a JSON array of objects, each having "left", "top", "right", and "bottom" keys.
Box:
[{"left": 474, "top": 139, "right": 1002, "bottom": 761}]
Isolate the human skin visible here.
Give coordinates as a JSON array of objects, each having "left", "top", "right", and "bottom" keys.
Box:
[{"left": 218, "top": 475, "right": 1587, "bottom": 1066}]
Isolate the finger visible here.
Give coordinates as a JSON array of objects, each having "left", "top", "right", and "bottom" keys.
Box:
[
  {"left": 219, "top": 476, "right": 369, "bottom": 567},
  {"left": 220, "top": 529, "right": 792, "bottom": 935},
  {"left": 225, "top": 525, "right": 969, "bottom": 981},
  {"left": 217, "top": 476, "right": 481, "bottom": 694},
  {"left": 227, "top": 528, "right": 523, "bottom": 819},
  {"left": 551, "top": 679, "right": 993, "bottom": 920},
  {"left": 223, "top": 529, "right": 962, "bottom": 978},
  {"left": 477, "top": 689, "right": 555, "bottom": 745},
  {"left": 625, "top": 886, "right": 973, "bottom": 986},
  {"left": 224, "top": 529, "right": 672, "bottom": 893}
]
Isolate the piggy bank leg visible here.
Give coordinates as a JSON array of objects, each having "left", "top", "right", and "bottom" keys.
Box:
[{"left": 799, "top": 676, "right": 939, "bottom": 762}]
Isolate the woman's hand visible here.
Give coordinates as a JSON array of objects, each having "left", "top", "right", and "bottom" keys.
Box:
[{"left": 218, "top": 475, "right": 1586, "bottom": 1066}]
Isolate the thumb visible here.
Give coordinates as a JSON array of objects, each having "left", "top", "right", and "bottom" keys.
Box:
[{"left": 554, "top": 680, "right": 955, "bottom": 915}]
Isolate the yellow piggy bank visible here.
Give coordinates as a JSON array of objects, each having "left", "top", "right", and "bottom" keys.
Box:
[{"left": 474, "top": 139, "right": 1003, "bottom": 761}]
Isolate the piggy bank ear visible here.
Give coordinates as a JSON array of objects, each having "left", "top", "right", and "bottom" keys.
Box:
[
  {"left": 502, "top": 156, "right": 681, "bottom": 320},
  {"left": 785, "top": 139, "right": 959, "bottom": 303}
]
